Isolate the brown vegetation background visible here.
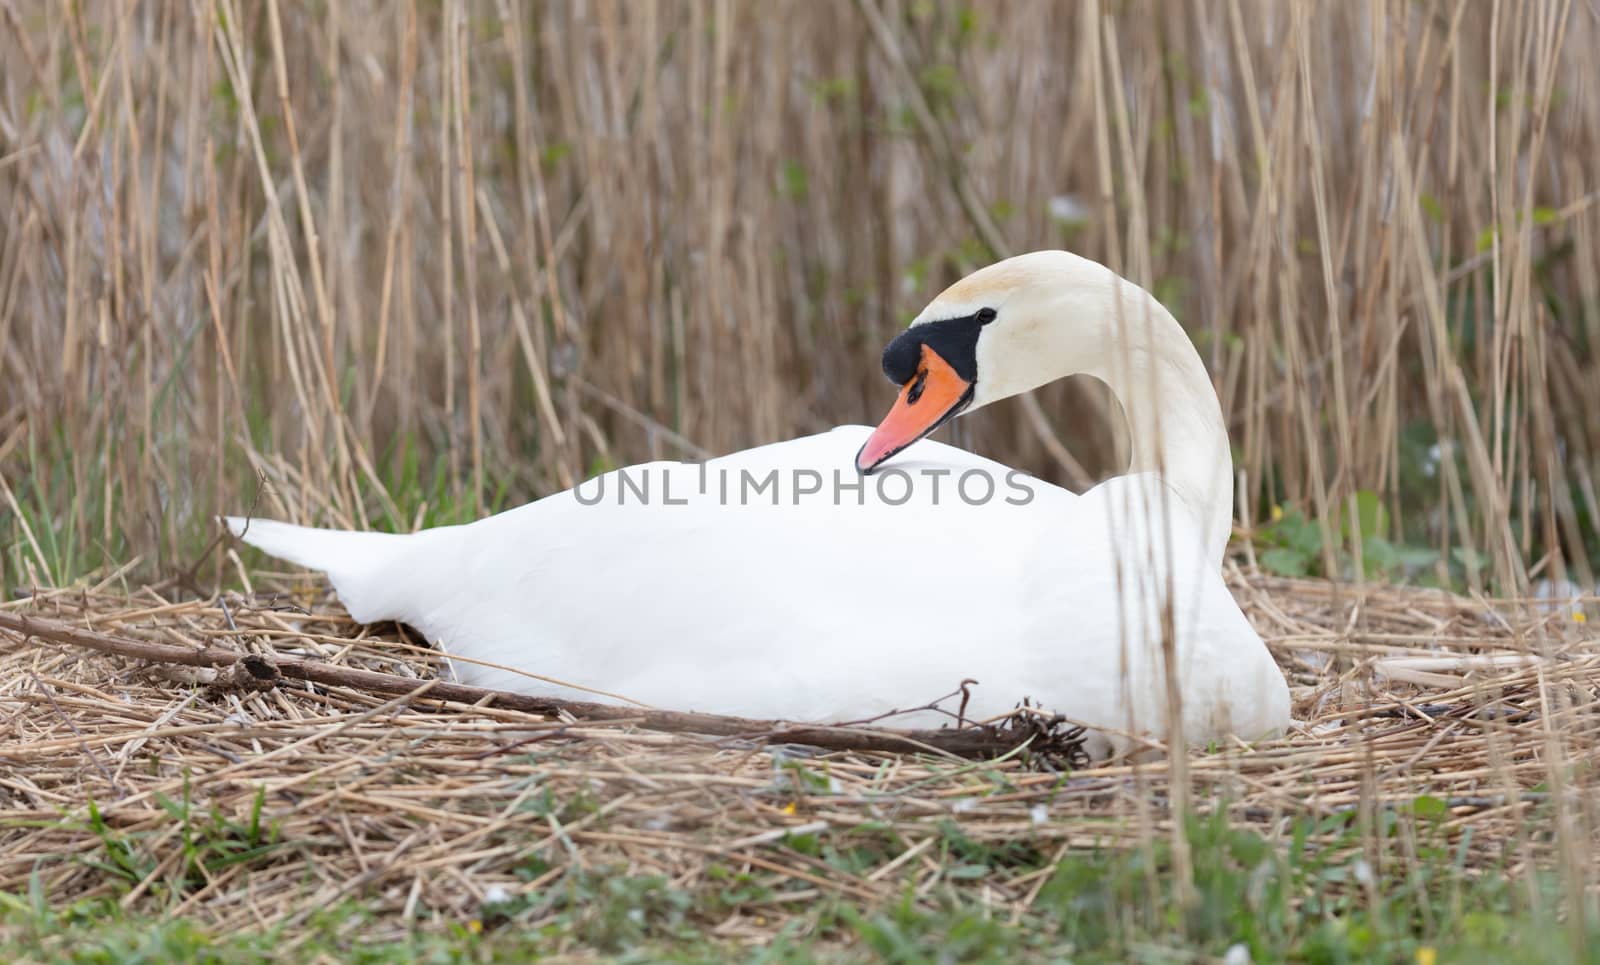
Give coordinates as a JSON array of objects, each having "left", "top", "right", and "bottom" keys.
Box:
[{"left": 2, "top": 0, "right": 1598, "bottom": 592}]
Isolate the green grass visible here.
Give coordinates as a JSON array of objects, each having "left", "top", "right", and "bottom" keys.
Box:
[
  {"left": 4, "top": 808, "right": 1595, "bottom": 963},
  {"left": 0, "top": 424, "right": 526, "bottom": 593}
]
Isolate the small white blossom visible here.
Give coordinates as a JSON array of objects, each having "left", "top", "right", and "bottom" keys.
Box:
[
  {"left": 1423, "top": 443, "right": 1441, "bottom": 477},
  {"left": 1047, "top": 194, "right": 1088, "bottom": 223}
]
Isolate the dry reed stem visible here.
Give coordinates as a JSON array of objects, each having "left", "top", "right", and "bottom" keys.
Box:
[{"left": 4, "top": 2, "right": 1600, "bottom": 594}]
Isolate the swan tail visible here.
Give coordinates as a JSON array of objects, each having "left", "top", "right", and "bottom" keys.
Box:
[{"left": 223, "top": 516, "right": 415, "bottom": 625}]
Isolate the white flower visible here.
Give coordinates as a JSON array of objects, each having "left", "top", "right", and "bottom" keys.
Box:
[
  {"left": 1422, "top": 443, "right": 1441, "bottom": 478},
  {"left": 1532, "top": 578, "right": 1593, "bottom": 615},
  {"left": 1047, "top": 195, "right": 1088, "bottom": 224}
]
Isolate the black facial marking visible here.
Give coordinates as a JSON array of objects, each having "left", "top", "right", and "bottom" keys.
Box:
[{"left": 879, "top": 310, "right": 992, "bottom": 386}]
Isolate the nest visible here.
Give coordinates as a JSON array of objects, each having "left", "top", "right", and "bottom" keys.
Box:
[{"left": 2, "top": 566, "right": 1598, "bottom": 950}]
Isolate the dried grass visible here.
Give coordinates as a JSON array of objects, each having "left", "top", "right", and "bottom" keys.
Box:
[
  {"left": 2, "top": 571, "right": 1596, "bottom": 945},
  {"left": 3, "top": 1, "right": 1600, "bottom": 593}
]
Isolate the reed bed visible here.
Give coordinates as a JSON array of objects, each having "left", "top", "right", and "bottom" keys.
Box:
[
  {"left": 3, "top": 1, "right": 1600, "bottom": 594},
  {"left": 1, "top": 569, "right": 1596, "bottom": 955}
]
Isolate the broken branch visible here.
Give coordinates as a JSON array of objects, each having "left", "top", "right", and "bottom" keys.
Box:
[{"left": 0, "top": 609, "right": 1085, "bottom": 764}]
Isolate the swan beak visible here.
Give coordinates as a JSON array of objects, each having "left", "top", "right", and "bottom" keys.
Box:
[{"left": 856, "top": 345, "right": 975, "bottom": 474}]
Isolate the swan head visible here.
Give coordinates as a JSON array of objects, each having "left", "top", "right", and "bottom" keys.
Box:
[{"left": 856, "top": 250, "right": 1114, "bottom": 473}]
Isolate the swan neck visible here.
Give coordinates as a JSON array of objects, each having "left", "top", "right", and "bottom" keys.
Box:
[{"left": 1082, "top": 288, "right": 1234, "bottom": 560}]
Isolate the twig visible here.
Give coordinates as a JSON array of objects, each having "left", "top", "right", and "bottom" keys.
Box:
[
  {"left": 171, "top": 474, "right": 269, "bottom": 598},
  {"left": 827, "top": 678, "right": 981, "bottom": 728},
  {"left": 0, "top": 610, "right": 1086, "bottom": 765}
]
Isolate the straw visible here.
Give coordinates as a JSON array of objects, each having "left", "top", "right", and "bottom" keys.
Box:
[{"left": 2, "top": 569, "right": 1595, "bottom": 942}]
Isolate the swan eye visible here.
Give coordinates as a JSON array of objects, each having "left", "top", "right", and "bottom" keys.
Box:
[{"left": 975, "top": 307, "right": 997, "bottom": 325}]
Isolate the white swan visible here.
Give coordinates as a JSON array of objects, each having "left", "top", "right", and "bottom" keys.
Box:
[{"left": 228, "top": 251, "right": 1289, "bottom": 758}]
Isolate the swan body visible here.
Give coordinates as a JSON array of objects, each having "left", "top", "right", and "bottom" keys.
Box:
[{"left": 229, "top": 251, "right": 1291, "bottom": 758}]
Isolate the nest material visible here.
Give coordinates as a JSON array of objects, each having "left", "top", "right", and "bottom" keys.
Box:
[{"left": 2, "top": 566, "right": 1598, "bottom": 947}]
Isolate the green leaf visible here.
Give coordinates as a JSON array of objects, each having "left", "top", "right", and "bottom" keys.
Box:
[
  {"left": 1260, "top": 547, "right": 1311, "bottom": 577},
  {"left": 1351, "top": 490, "right": 1387, "bottom": 541},
  {"left": 1361, "top": 536, "right": 1399, "bottom": 578},
  {"left": 1462, "top": 911, "right": 1512, "bottom": 946},
  {"left": 1395, "top": 545, "right": 1441, "bottom": 569},
  {"left": 1411, "top": 794, "right": 1449, "bottom": 822},
  {"left": 781, "top": 159, "right": 808, "bottom": 200},
  {"left": 1277, "top": 511, "right": 1325, "bottom": 558}
]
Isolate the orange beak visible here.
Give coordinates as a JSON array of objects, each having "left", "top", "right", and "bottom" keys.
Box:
[{"left": 856, "top": 345, "right": 975, "bottom": 474}]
